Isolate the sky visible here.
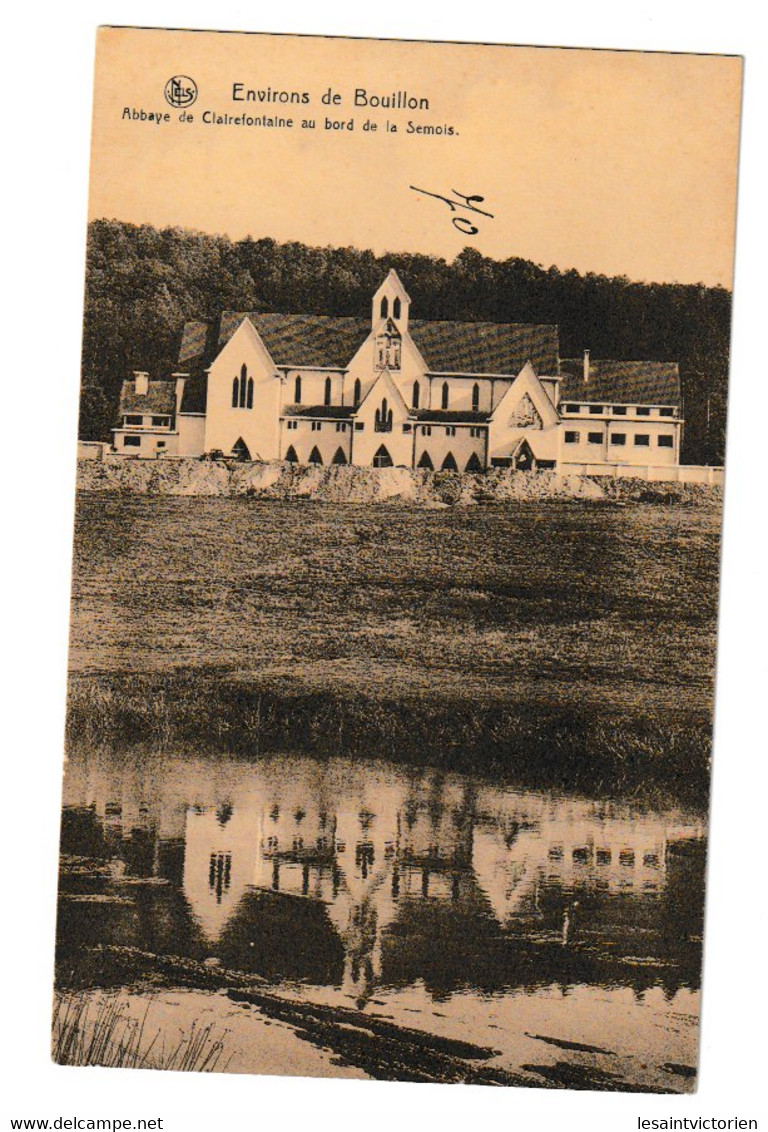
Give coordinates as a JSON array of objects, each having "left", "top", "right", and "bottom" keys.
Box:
[{"left": 88, "top": 27, "right": 742, "bottom": 287}]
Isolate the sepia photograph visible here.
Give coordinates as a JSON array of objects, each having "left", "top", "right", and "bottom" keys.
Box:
[{"left": 42, "top": 23, "right": 746, "bottom": 1098}]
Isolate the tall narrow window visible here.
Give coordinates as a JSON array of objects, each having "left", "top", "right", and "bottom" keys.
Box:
[
  {"left": 294, "top": 374, "right": 302, "bottom": 403},
  {"left": 375, "top": 397, "right": 393, "bottom": 432},
  {"left": 353, "top": 378, "right": 361, "bottom": 406},
  {"left": 380, "top": 296, "right": 388, "bottom": 318},
  {"left": 412, "top": 380, "right": 420, "bottom": 409},
  {"left": 246, "top": 377, "right": 254, "bottom": 409},
  {"left": 472, "top": 383, "right": 480, "bottom": 412},
  {"left": 239, "top": 364, "right": 247, "bottom": 408},
  {"left": 393, "top": 297, "right": 401, "bottom": 320},
  {"left": 232, "top": 377, "right": 239, "bottom": 408},
  {"left": 324, "top": 376, "right": 332, "bottom": 406},
  {"left": 441, "top": 382, "right": 449, "bottom": 410}
]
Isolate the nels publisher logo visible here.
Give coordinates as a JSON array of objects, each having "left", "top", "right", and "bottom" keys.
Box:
[{"left": 164, "top": 76, "right": 198, "bottom": 108}]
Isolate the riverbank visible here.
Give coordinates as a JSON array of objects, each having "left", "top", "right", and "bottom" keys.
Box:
[
  {"left": 66, "top": 673, "right": 711, "bottom": 805},
  {"left": 76, "top": 458, "right": 723, "bottom": 506},
  {"left": 53, "top": 951, "right": 697, "bottom": 1090}
]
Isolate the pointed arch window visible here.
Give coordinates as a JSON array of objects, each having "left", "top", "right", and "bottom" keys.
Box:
[
  {"left": 417, "top": 451, "right": 434, "bottom": 470},
  {"left": 294, "top": 374, "right": 302, "bottom": 403},
  {"left": 285, "top": 444, "right": 298, "bottom": 463},
  {"left": 324, "top": 376, "right": 332, "bottom": 406},
  {"left": 441, "top": 451, "right": 458, "bottom": 471},
  {"left": 233, "top": 364, "right": 251, "bottom": 409},
  {"left": 380, "top": 296, "right": 388, "bottom": 318},
  {"left": 308, "top": 445, "right": 323, "bottom": 465},
  {"left": 372, "top": 444, "right": 393, "bottom": 467},
  {"left": 353, "top": 378, "right": 361, "bottom": 406},
  {"left": 472, "top": 383, "right": 480, "bottom": 412},
  {"left": 412, "top": 380, "right": 420, "bottom": 409},
  {"left": 374, "top": 397, "right": 393, "bottom": 433},
  {"left": 441, "top": 382, "right": 450, "bottom": 410},
  {"left": 331, "top": 447, "right": 347, "bottom": 465},
  {"left": 393, "top": 297, "right": 401, "bottom": 320}
]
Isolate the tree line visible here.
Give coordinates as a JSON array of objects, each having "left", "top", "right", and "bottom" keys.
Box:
[{"left": 80, "top": 218, "right": 732, "bottom": 464}]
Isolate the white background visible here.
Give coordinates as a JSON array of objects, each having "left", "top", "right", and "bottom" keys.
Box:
[{"left": 3, "top": 4, "right": 766, "bottom": 1130}]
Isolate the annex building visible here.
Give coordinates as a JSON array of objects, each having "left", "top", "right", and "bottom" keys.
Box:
[{"left": 111, "top": 269, "right": 685, "bottom": 475}]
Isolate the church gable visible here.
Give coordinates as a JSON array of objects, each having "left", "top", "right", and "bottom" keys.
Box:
[
  {"left": 490, "top": 362, "right": 560, "bottom": 431},
  {"left": 507, "top": 392, "right": 542, "bottom": 429},
  {"left": 356, "top": 368, "right": 409, "bottom": 426},
  {"left": 208, "top": 316, "right": 278, "bottom": 383}
]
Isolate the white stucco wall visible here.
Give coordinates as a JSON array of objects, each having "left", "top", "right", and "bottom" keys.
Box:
[
  {"left": 177, "top": 414, "right": 206, "bottom": 456},
  {"left": 112, "top": 429, "right": 179, "bottom": 457},
  {"left": 203, "top": 319, "right": 282, "bottom": 460},
  {"left": 281, "top": 418, "right": 354, "bottom": 464},
  {"left": 350, "top": 371, "right": 413, "bottom": 466},
  {"left": 558, "top": 413, "right": 680, "bottom": 466},
  {"left": 410, "top": 424, "right": 486, "bottom": 470}
]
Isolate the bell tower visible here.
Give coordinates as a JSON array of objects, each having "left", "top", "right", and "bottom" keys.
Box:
[{"left": 371, "top": 269, "right": 411, "bottom": 333}]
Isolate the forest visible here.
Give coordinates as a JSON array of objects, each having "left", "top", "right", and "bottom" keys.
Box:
[{"left": 79, "top": 218, "right": 732, "bottom": 465}]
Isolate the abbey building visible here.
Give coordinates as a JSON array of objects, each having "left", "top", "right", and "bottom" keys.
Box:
[{"left": 112, "top": 269, "right": 684, "bottom": 474}]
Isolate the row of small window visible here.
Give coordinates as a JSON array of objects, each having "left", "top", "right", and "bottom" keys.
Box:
[
  {"left": 548, "top": 845, "right": 660, "bottom": 868},
  {"left": 286, "top": 420, "right": 362, "bottom": 432},
  {"left": 562, "top": 404, "right": 676, "bottom": 417},
  {"left": 564, "top": 431, "right": 674, "bottom": 447},
  {"left": 410, "top": 424, "right": 484, "bottom": 437},
  {"left": 124, "top": 415, "right": 170, "bottom": 427}
]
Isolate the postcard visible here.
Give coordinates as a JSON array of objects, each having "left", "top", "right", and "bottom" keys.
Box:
[{"left": 55, "top": 25, "right": 741, "bottom": 1091}]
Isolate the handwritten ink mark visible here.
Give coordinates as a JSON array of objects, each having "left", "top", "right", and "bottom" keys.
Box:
[{"left": 409, "top": 186, "right": 494, "bottom": 236}]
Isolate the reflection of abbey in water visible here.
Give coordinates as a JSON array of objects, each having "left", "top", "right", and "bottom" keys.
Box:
[{"left": 62, "top": 756, "right": 705, "bottom": 1001}]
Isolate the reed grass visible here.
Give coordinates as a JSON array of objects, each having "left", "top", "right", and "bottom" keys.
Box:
[
  {"left": 52, "top": 991, "right": 230, "bottom": 1072},
  {"left": 66, "top": 671, "right": 711, "bottom": 805}
]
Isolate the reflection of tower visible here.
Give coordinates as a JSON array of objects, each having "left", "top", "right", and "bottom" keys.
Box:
[
  {"left": 329, "top": 782, "right": 405, "bottom": 1005},
  {"left": 182, "top": 802, "right": 264, "bottom": 944}
]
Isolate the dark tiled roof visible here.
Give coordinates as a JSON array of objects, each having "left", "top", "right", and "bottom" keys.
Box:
[
  {"left": 220, "top": 312, "right": 371, "bottom": 369},
  {"left": 119, "top": 380, "right": 177, "bottom": 416},
  {"left": 180, "top": 312, "right": 560, "bottom": 377},
  {"left": 411, "top": 320, "right": 559, "bottom": 376},
  {"left": 282, "top": 405, "right": 357, "bottom": 419},
  {"left": 560, "top": 359, "right": 681, "bottom": 406},
  {"left": 412, "top": 409, "right": 490, "bottom": 424},
  {"left": 178, "top": 319, "right": 215, "bottom": 364}
]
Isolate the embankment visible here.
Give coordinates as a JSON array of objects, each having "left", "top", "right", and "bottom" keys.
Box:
[
  {"left": 66, "top": 673, "right": 712, "bottom": 807},
  {"left": 76, "top": 458, "right": 722, "bottom": 507}
]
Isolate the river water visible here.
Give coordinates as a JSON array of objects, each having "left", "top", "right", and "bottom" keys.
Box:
[{"left": 57, "top": 748, "right": 706, "bottom": 1090}]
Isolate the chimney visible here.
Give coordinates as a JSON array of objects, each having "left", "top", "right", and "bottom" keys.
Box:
[
  {"left": 172, "top": 372, "right": 188, "bottom": 415},
  {"left": 583, "top": 350, "right": 590, "bottom": 385},
  {"left": 134, "top": 371, "right": 149, "bottom": 396}
]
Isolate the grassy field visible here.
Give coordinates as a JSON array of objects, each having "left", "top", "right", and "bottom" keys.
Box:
[{"left": 67, "top": 493, "right": 722, "bottom": 803}]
